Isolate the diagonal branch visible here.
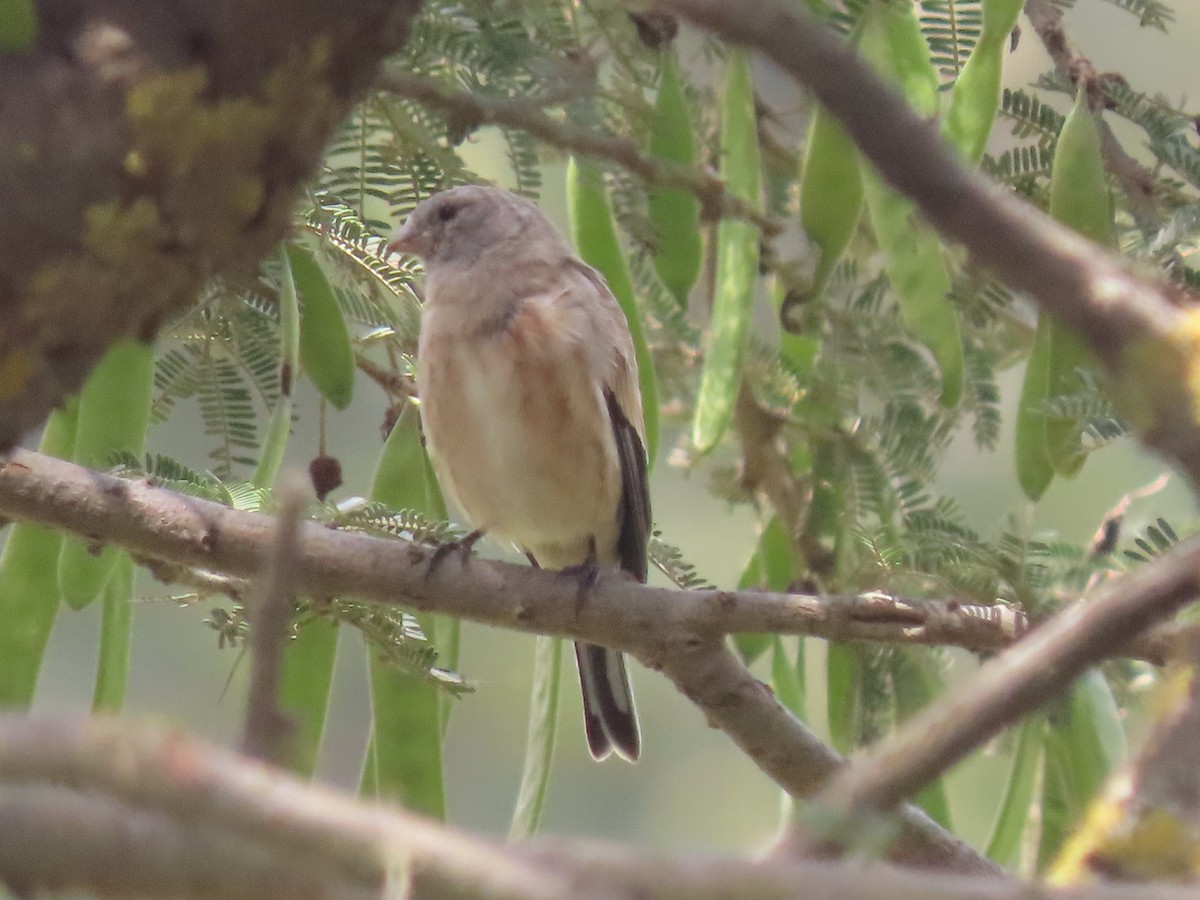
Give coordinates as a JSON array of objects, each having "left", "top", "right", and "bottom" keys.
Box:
[
  {"left": 376, "top": 70, "right": 777, "bottom": 233},
  {"left": 805, "top": 533, "right": 1200, "bottom": 825},
  {"left": 650, "top": 638, "right": 988, "bottom": 871},
  {"left": 659, "top": 0, "right": 1200, "bottom": 851},
  {"left": 659, "top": 0, "right": 1200, "bottom": 498}
]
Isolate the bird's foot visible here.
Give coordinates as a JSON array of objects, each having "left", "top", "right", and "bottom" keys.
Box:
[
  {"left": 558, "top": 537, "right": 599, "bottom": 614},
  {"left": 425, "top": 528, "right": 485, "bottom": 577}
]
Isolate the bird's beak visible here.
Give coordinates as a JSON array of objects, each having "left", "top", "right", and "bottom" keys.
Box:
[{"left": 385, "top": 219, "right": 421, "bottom": 259}]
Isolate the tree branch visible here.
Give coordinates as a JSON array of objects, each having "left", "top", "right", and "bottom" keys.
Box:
[
  {"left": 376, "top": 70, "right": 777, "bottom": 234},
  {"left": 803, "top": 532, "right": 1200, "bottom": 840},
  {"left": 240, "top": 471, "right": 309, "bottom": 765},
  {"left": 660, "top": 0, "right": 1200, "bottom": 497},
  {"left": 0, "top": 448, "right": 999, "bottom": 873},
  {"left": 0, "top": 450, "right": 1030, "bottom": 657},
  {"left": 0, "top": 716, "right": 568, "bottom": 900},
  {"left": 0, "top": 1, "right": 421, "bottom": 447},
  {"left": 7, "top": 715, "right": 1200, "bottom": 899}
]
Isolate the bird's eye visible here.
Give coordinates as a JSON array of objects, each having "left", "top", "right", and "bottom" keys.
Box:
[{"left": 437, "top": 203, "right": 460, "bottom": 223}]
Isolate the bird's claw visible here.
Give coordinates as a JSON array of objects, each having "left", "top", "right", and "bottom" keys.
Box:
[{"left": 426, "top": 528, "right": 485, "bottom": 577}]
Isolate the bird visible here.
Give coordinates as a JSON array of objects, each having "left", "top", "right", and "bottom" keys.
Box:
[{"left": 386, "top": 184, "right": 651, "bottom": 762}]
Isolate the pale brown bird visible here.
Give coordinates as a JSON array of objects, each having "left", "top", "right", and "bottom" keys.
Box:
[{"left": 386, "top": 184, "right": 650, "bottom": 762}]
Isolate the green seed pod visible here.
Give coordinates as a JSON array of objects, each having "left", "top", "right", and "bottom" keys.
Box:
[
  {"left": 361, "top": 403, "right": 448, "bottom": 817},
  {"left": 288, "top": 243, "right": 356, "bottom": 411},
  {"left": 692, "top": 47, "right": 761, "bottom": 454},
  {"left": 1016, "top": 88, "right": 1113, "bottom": 496},
  {"left": 648, "top": 52, "right": 703, "bottom": 307},
  {"left": 567, "top": 157, "right": 661, "bottom": 467},
  {"left": 252, "top": 247, "right": 302, "bottom": 489},
  {"left": 944, "top": 0, "right": 1024, "bottom": 164},
  {"left": 875, "top": 0, "right": 939, "bottom": 118},
  {"left": 1015, "top": 320, "right": 1057, "bottom": 500},
  {"left": 57, "top": 340, "right": 154, "bottom": 610},
  {"left": 1039, "top": 670, "right": 1125, "bottom": 867},
  {"left": 0, "top": 399, "right": 78, "bottom": 707},
  {"left": 860, "top": 3, "right": 963, "bottom": 408},
  {"left": 0, "top": 0, "right": 37, "bottom": 54},
  {"left": 799, "top": 105, "right": 863, "bottom": 298}
]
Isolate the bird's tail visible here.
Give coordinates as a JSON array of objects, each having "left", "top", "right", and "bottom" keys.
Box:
[{"left": 575, "top": 642, "right": 640, "bottom": 762}]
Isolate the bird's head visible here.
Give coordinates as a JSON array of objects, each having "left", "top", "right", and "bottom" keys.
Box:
[{"left": 386, "top": 184, "right": 559, "bottom": 269}]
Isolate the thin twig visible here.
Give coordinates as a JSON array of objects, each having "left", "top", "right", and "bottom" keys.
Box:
[
  {"left": 355, "top": 353, "right": 416, "bottom": 401},
  {"left": 1022, "top": 0, "right": 1159, "bottom": 229},
  {"left": 135, "top": 554, "right": 251, "bottom": 602},
  {"left": 240, "top": 471, "right": 309, "bottom": 765},
  {"left": 376, "top": 70, "right": 778, "bottom": 234}
]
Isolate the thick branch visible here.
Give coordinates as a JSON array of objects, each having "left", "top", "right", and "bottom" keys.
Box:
[
  {"left": 7, "top": 716, "right": 1200, "bottom": 899},
  {"left": 0, "top": 448, "right": 997, "bottom": 873},
  {"left": 0, "top": 450, "right": 1029, "bottom": 656},
  {"left": 0, "top": 1, "right": 420, "bottom": 447},
  {"left": 0, "top": 717, "right": 569, "bottom": 900},
  {"left": 661, "top": 0, "right": 1200, "bottom": 494}
]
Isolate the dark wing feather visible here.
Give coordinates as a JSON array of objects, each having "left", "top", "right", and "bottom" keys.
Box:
[{"left": 604, "top": 387, "right": 650, "bottom": 583}]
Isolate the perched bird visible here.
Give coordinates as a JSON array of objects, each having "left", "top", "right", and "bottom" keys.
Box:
[{"left": 386, "top": 185, "right": 650, "bottom": 762}]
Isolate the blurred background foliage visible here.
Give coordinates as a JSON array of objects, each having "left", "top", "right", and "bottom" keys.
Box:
[{"left": 4, "top": 0, "right": 1200, "bottom": 873}]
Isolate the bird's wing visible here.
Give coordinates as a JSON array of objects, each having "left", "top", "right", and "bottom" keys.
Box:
[
  {"left": 604, "top": 387, "right": 650, "bottom": 582},
  {"left": 566, "top": 259, "right": 652, "bottom": 583}
]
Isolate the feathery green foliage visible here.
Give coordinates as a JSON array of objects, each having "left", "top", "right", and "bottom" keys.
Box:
[{"left": 11, "top": 0, "right": 1199, "bottom": 864}]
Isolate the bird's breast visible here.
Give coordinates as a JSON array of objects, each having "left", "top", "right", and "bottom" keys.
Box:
[{"left": 417, "top": 309, "right": 621, "bottom": 566}]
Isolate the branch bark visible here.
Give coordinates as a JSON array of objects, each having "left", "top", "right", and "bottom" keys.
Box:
[
  {"left": 377, "top": 70, "right": 776, "bottom": 233},
  {"left": 0, "top": 450, "right": 1029, "bottom": 656},
  {"left": 801, "top": 534, "right": 1200, "bottom": 832},
  {"left": 0, "top": 0, "right": 420, "bottom": 448},
  {"left": 9, "top": 716, "right": 1200, "bottom": 900},
  {"left": 240, "top": 471, "right": 309, "bottom": 765}
]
